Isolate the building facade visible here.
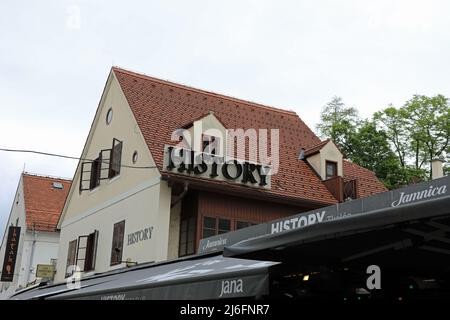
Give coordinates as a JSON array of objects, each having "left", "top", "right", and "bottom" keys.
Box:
[
  {"left": 55, "top": 67, "right": 387, "bottom": 283},
  {"left": 0, "top": 173, "right": 70, "bottom": 298}
]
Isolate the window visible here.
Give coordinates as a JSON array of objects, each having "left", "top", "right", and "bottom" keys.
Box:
[
  {"left": 202, "top": 135, "right": 219, "bottom": 155},
  {"left": 52, "top": 182, "right": 64, "bottom": 189},
  {"left": 79, "top": 138, "right": 123, "bottom": 192},
  {"left": 89, "top": 157, "right": 101, "bottom": 189},
  {"left": 326, "top": 161, "right": 337, "bottom": 179},
  {"left": 202, "top": 216, "right": 216, "bottom": 238},
  {"left": 65, "top": 239, "right": 77, "bottom": 278},
  {"left": 109, "top": 138, "right": 122, "bottom": 179},
  {"left": 132, "top": 151, "right": 138, "bottom": 164},
  {"left": 106, "top": 108, "right": 113, "bottom": 125},
  {"left": 75, "top": 231, "right": 99, "bottom": 272},
  {"left": 218, "top": 218, "right": 231, "bottom": 234},
  {"left": 84, "top": 231, "right": 98, "bottom": 272},
  {"left": 202, "top": 216, "right": 231, "bottom": 239},
  {"left": 110, "top": 220, "right": 125, "bottom": 266},
  {"left": 235, "top": 221, "right": 255, "bottom": 230},
  {"left": 179, "top": 216, "right": 196, "bottom": 257}
]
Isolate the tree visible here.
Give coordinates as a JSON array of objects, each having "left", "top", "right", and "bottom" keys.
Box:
[
  {"left": 373, "top": 106, "right": 409, "bottom": 168},
  {"left": 316, "top": 96, "right": 360, "bottom": 157},
  {"left": 347, "top": 121, "right": 405, "bottom": 189},
  {"left": 404, "top": 95, "right": 450, "bottom": 178}
]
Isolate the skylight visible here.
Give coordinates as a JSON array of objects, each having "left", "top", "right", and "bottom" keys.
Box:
[{"left": 52, "top": 182, "right": 64, "bottom": 190}]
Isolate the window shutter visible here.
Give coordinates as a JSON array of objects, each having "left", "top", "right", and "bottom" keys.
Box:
[
  {"left": 80, "top": 162, "right": 93, "bottom": 191},
  {"left": 89, "top": 156, "right": 101, "bottom": 189},
  {"left": 99, "top": 149, "right": 112, "bottom": 180},
  {"left": 110, "top": 220, "right": 125, "bottom": 266},
  {"left": 84, "top": 230, "right": 98, "bottom": 272},
  {"left": 109, "top": 139, "right": 122, "bottom": 178},
  {"left": 65, "top": 240, "right": 77, "bottom": 278}
]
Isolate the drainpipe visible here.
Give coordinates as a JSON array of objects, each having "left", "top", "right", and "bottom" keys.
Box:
[
  {"left": 171, "top": 181, "right": 189, "bottom": 208},
  {"left": 26, "top": 224, "right": 37, "bottom": 286}
]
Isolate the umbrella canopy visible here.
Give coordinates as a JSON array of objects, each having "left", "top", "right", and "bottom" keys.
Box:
[{"left": 11, "top": 255, "right": 279, "bottom": 300}]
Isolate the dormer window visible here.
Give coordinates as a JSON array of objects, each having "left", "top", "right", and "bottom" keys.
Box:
[
  {"left": 202, "top": 134, "right": 219, "bottom": 155},
  {"left": 326, "top": 161, "right": 337, "bottom": 179}
]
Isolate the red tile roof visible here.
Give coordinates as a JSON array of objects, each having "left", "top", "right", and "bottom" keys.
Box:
[
  {"left": 303, "top": 139, "right": 331, "bottom": 157},
  {"left": 113, "top": 67, "right": 386, "bottom": 205},
  {"left": 343, "top": 161, "right": 388, "bottom": 198},
  {"left": 22, "top": 173, "right": 71, "bottom": 232}
]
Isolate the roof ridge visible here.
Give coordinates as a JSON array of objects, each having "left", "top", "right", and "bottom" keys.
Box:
[
  {"left": 305, "top": 139, "right": 330, "bottom": 150},
  {"left": 112, "top": 66, "right": 299, "bottom": 117},
  {"left": 23, "top": 172, "right": 72, "bottom": 182}
]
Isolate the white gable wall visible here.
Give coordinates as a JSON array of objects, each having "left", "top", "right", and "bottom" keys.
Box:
[
  {"left": 0, "top": 176, "right": 61, "bottom": 299},
  {"left": 55, "top": 71, "right": 172, "bottom": 283}
]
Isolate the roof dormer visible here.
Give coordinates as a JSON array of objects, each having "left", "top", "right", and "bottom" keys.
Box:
[
  {"left": 299, "top": 139, "right": 343, "bottom": 180},
  {"left": 181, "top": 111, "right": 227, "bottom": 156}
]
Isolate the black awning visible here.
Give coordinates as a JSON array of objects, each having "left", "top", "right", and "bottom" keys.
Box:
[
  {"left": 12, "top": 255, "right": 279, "bottom": 300},
  {"left": 223, "top": 193, "right": 450, "bottom": 259},
  {"left": 214, "top": 176, "right": 450, "bottom": 257}
]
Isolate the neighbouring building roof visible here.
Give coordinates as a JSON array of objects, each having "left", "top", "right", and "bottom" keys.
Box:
[
  {"left": 113, "top": 67, "right": 387, "bottom": 205},
  {"left": 22, "top": 173, "right": 71, "bottom": 232}
]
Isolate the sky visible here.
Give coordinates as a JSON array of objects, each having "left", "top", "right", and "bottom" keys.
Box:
[{"left": 1, "top": 0, "right": 450, "bottom": 239}]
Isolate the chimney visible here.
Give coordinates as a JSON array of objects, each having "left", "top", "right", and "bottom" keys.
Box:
[{"left": 431, "top": 158, "right": 445, "bottom": 180}]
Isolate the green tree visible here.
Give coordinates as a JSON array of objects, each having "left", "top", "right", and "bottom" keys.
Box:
[
  {"left": 316, "top": 96, "right": 359, "bottom": 157},
  {"left": 347, "top": 121, "right": 405, "bottom": 189},
  {"left": 404, "top": 95, "right": 450, "bottom": 178},
  {"left": 373, "top": 106, "right": 409, "bottom": 168}
]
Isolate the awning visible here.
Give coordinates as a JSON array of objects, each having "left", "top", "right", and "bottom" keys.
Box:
[
  {"left": 223, "top": 193, "right": 450, "bottom": 257},
  {"left": 11, "top": 255, "right": 279, "bottom": 300},
  {"left": 192, "top": 175, "right": 450, "bottom": 258}
]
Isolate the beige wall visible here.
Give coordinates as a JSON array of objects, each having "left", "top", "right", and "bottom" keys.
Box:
[
  {"left": 55, "top": 72, "right": 173, "bottom": 282},
  {"left": 61, "top": 72, "right": 160, "bottom": 223},
  {"left": 55, "top": 178, "right": 171, "bottom": 282},
  {"left": 306, "top": 141, "right": 343, "bottom": 180}
]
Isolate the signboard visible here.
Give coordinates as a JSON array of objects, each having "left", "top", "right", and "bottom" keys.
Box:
[
  {"left": 163, "top": 145, "right": 272, "bottom": 189},
  {"left": 198, "top": 175, "right": 450, "bottom": 254},
  {"left": 36, "top": 264, "right": 55, "bottom": 279},
  {"left": 1, "top": 226, "right": 21, "bottom": 282}
]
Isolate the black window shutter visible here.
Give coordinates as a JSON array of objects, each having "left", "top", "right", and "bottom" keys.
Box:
[
  {"left": 84, "top": 230, "right": 98, "bottom": 271},
  {"left": 110, "top": 220, "right": 125, "bottom": 265},
  {"left": 109, "top": 139, "right": 122, "bottom": 178},
  {"left": 89, "top": 156, "right": 101, "bottom": 189},
  {"left": 80, "top": 162, "right": 93, "bottom": 191}
]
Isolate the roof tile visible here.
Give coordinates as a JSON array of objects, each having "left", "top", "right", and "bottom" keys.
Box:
[
  {"left": 113, "top": 67, "right": 386, "bottom": 205},
  {"left": 23, "top": 174, "right": 71, "bottom": 232}
]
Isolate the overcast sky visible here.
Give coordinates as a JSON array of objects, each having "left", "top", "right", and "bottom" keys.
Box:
[{"left": 1, "top": 0, "right": 450, "bottom": 239}]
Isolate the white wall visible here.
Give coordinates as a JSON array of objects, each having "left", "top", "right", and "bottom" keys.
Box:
[
  {"left": 0, "top": 177, "right": 61, "bottom": 300},
  {"left": 55, "top": 70, "right": 173, "bottom": 283},
  {"left": 55, "top": 177, "right": 172, "bottom": 282},
  {"left": 17, "top": 231, "right": 59, "bottom": 290},
  {"left": 0, "top": 175, "right": 26, "bottom": 299}
]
